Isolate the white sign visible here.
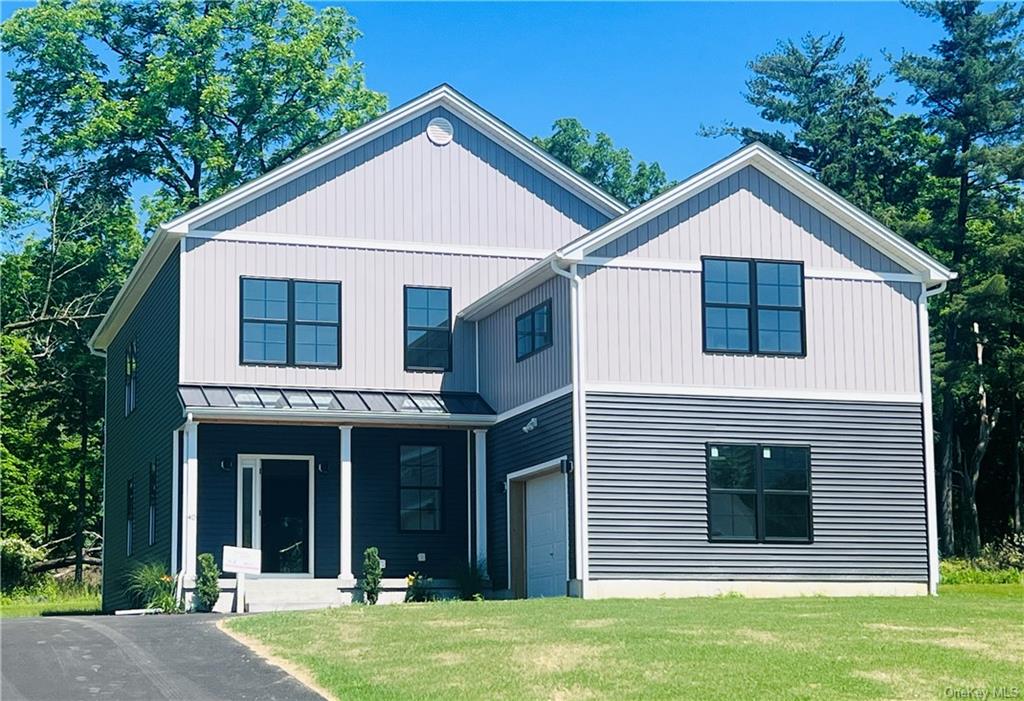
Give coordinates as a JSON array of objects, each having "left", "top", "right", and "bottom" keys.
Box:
[{"left": 222, "top": 546, "right": 261, "bottom": 575}]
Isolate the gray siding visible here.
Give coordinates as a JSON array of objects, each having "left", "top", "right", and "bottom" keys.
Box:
[
  {"left": 180, "top": 237, "right": 534, "bottom": 391},
  {"left": 582, "top": 267, "right": 922, "bottom": 393},
  {"left": 591, "top": 165, "right": 908, "bottom": 274},
  {"left": 103, "top": 251, "right": 181, "bottom": 612},
  {"left": 486, "top": 393, "right": 574, "bottom": 590},
  {"left": 200, "top": 107, "right": 608, "bottom": 249},
  {"left": 478, "top": 276, "right": 572, "bottom": 413},
  {"left": 585, "top": 392, "right": 927, "bottom": 582}
]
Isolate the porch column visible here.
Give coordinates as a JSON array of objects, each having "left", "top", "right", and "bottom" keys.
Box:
[
  {"left": 473, "top": 429, "right": 487, "bottom": 567},
  {"left": 338, "top": 425, "right": 354, "bottom": 583},
  {"left": 182, "top": 418, "right": 199, "bottom": 579}
]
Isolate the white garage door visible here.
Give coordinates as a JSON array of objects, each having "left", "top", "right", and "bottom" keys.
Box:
[{"left": 525, "top": 470, "right": 568, "bottom": 598}]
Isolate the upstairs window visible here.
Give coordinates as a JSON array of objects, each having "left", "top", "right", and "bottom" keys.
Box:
[
  {"left": 702, "top": 258, "right": 804, "bottom": 356},
  {"left": 404, "top": 286, "right": 451, "bottom": 372},
  {"left": 515, "top": 299, "right": 553, "bottom": 361},
  {"left": 241, "top": 278, "right": 341, "bottom": 367},
  {"left": 124, "top": 341, "right": 137, "bottom": 415},
  {"left": 707, "top": 444, "right": 812, "bottom": 543},
  {"left": 399, "top": 446, "right": 442, "bottom": 531},
  {"left": 126, "top": 478, "right": 134, "bottom": 556}
]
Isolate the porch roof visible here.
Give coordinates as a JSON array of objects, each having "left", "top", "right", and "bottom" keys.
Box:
[{"left": 178, "top": 384, "right": 495, "bottom": 426}]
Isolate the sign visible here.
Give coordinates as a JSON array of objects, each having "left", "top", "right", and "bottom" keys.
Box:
[{"left": 222, "top": 545, "right": 261, "bottom": 575}]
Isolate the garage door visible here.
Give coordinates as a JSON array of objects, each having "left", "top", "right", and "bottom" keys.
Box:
[{"left": 525, "top": 470, "right": 568, "bottom": 598}]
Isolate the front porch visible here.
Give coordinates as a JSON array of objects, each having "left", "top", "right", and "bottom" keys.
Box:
[{"left": 175, "top": 419, "right": 490, "bottom": 611}]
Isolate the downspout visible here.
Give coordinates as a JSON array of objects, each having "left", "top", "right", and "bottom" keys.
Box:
[
  {"left": 550, "top": 259, "right": 589, "bottom": 597},
  {"left": 919, "top": 280, "right": 948, "bottom": 596}
]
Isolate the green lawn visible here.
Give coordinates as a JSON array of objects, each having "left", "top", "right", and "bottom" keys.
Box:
[
  {"left": 0, "top": 593, "right": 101, "bottom": 618},
  {"left": 225, "top": 584, "right": 1023, "bottom": 701}
]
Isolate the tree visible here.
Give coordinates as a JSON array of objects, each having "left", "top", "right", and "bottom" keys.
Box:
[
  {"left": 893, "top": 0, "right": 1024, "bottom": 556},
  {"left": 2, "top": 0, "right": 386, "bottom": 228},
  {"left": 534, "top": 118, "right": 674, "bottom": 207}
]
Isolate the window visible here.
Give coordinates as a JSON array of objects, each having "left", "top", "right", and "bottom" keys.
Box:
[
  {"left": 404, "top": 287, "right": 451, "bottom": 371},
  {"left": 126, "top": 478, "right": 134, "bottom": 556},
  {"left": 702, "top": 258, "right": 804, "bottom": 356},
  {"left": 124, "top": 341, "right": 137, "bottom": 415},
  {"left": 241, "top": 278, "right": 340, "bottom": 367},
  {"left": 399, "top": 446, "right": 442, "bottom": 531},
  {"left": 515, "top": 299, "right": 553, "bottom": 361},
  {"left": 707, "top": 444, "right": 811, "bottom": 543},
  {"left": 148, "top": 462, "right": 157, "bottom": 547}
]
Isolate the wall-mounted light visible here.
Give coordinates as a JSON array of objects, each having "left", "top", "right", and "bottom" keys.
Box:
[
  {"left": 317, "top": 462, "right": 329, "bottom": 474},
  {"left": 219, "top": 458, "right": 234, "bottom": 472},
  {"left": 521, "top": 417, "right": 538, "bottom": 434}
]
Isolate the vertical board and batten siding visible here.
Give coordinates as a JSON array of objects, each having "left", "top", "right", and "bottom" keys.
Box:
[
  {"left": 180, "top": 238, "right": 535, "bottom": 391},
  {"left": 486, "top": 394, "right": 574, "bottom": 591},
  {"left": 582, "top": 266, "right": 922, "bottom": 393},
  {"left": 477, "top": 276, "right": 572, "bottom": 413},
  {"left": 200, "top": 107, "right": 608, "bottom": 250},
  {"left": 591, "top": 165, "right": 908, "bottom": 274},
  {"left": 196, "top": 424, "right": 340, "bottom": 579},
  {"left": 102, "top": 251, "right": 181, "bottom": 612},
  {"left": 585, "top": 393, "right": 927, "bottom": 581}
]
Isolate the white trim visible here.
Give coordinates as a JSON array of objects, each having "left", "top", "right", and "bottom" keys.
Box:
[
  {"left": 560, "top": 143, "right": 954, "bottom": 284},
  {"left": 579, "top": 255, "right": 924, "bottom": 284},
  {"left": 183, "top": 407, "right": 495, "bottom": 427},
  {"left": 505, "top": 456, "right": 566, "bottom": 483},
  {"left": 919, "top": 284, "right": 945, "bottom": 595},
  {"left": 338, "top": 427, "right": 353, "bottom": 582},
  {"left": 188, "top": 229, "right": 551, "bottom": 262},
  {"left": 504, "top": 456, "right": 570, "bottom": 597},
  {"left": 473, "top": 429, "right": 488, "bottom": 567},
  {"left": 459, "top": 254, "right": 559, "bottom": 321},
  {"left": 587, "top": 382, "right": 924, "bottom": 405},
  {"left": 182, "top": 419, "right": 199, "bottom": 579},
  {"left": 170, "top": 430, "right": 179, "bottom": 575},
  {"left": 236, "top": 456, "right": 257, "bottom": 549},
  {"left": 572, "top": 263, "right": 590, "bottom": 589},
  {"left": 585, "top": 579, "right": 928, "bottom": 599},
  {"left": 492, "top": 385, "right": 574, "bottom": 424},
  {"left": 237, "top": 453, "right": 316, "bottom": 578}
]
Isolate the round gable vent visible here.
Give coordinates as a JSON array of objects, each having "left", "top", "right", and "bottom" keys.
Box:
[{"left": 426, "top": 117, "right": 454, "bottom": 146}]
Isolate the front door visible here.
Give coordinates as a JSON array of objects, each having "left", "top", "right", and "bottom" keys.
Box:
[
  {"left": 260, "top": 459, "right": 311, "bottom": 574},
  {"left": 525, "top": 470, "right": 568, "bottom": 598}
]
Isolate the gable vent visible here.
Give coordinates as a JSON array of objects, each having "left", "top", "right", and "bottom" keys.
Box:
[{"left": 426, "top": 117, "right": 454, "bottom": 146}]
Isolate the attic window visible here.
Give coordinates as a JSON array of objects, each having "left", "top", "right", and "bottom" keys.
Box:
[{"left": 426, "top": 117, "right": 454, "bottom": 146}]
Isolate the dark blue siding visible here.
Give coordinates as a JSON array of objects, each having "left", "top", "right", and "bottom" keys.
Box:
[{"left": 486, "top": 393, "right": 574, "bottom": 590}]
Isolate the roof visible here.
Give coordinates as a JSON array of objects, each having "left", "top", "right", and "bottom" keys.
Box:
[
  {"left": 179, "top": 384, "right": 495, "bottom": 426},
  {"left": 460, "top": 142, "right": 956, "bottom": 321},
  {"left": 89, "top": 83, "right": 628, "bottom": 353}
]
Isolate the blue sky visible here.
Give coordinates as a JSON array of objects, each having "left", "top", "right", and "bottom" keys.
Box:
[{"left": 2, "top": 1, "right": 941, "bottom": 186}]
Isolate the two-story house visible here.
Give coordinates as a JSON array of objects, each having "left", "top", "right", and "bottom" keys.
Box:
[{"left": 90, "top": 85, "right": 954, "bottom": 612}]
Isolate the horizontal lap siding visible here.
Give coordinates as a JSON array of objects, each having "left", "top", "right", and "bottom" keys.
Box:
[
  {"left": 486, "top": 394, "right": 574, "bottom": 589},
  {"left": 586, "top": 393, "right": 927, "bottom": 581}
]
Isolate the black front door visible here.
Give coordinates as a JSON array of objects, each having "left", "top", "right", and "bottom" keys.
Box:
[{"left": 260, "top": 459, "right": 310, "bottom": 574}]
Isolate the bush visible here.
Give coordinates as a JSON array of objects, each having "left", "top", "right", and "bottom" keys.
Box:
[
  {"left": 978, "top": 533, "right": 1024, "bottom": 571},
  {"left": 1, "top": 536, "right": 44, "bottom": 591},
  {"left": 127, "top": 561, "right": 180, "bottom": 612},
  {"left": 194, "top": 553, "right": 221, "bottom": 612},
  {"left": 455, "top": 560, "right": 487, "bottom": 601},
  {"left": 362, "top": 547, "right": 382, "bottom": 605},
  {"left": 405, "top": 571, "right": 432, "bottom": 602},
  {"left": 940, "top": 558, "right": 1024, "bottom": 585}
]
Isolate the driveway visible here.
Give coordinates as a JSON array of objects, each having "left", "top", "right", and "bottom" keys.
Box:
[{"left": 1, "top": 614, "right": 323, "bottom": 701}]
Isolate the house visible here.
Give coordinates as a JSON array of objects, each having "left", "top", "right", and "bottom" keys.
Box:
[{"left": 89, "top": 85, "right": 955, "bottom": 612}]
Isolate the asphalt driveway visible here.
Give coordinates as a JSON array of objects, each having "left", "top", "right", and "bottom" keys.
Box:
[{"left": 1, "top": 614, "right": 323, "bottom": 701}]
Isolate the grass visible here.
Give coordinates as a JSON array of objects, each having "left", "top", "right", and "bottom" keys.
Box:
[
  {"left": 225, "top": 584, "right": 1023, "bottom": 701},
  {"left": 0, "top": 583, "right": 101, "bottom": 618}
]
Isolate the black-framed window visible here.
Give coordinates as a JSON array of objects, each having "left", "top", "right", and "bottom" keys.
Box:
[
  {"left": 148, "top": 462, "right": 157, "bottom": 547},
  {"left": 241, "top": 278, "right": 340, "bottom": 367},
  {"left": 124, "top": 341, "right": 137, "bottom": 415},
  {"left": 399, "top": 445, "right": 442, "bottom": 531},
  {"left": 515, "top": 299, "right": 553, "bottom": 361},
  {"left": 702, "top": 258, "right": 805, "bottom": 356},
  {"left": 126, "top": 478, "right": 134, "bottom": 556},
  {"left": 707, "top": 443, "right": 811, "bottom": 543},
  {"left": 404, "top": 286, "right": 451, "bottom": 372}
]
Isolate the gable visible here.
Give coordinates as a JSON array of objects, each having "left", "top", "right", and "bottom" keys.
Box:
[
  {"left": 590, "top": 165, "right": 909, "bottom": 274},
  {"left": 196, "top": 106, "right": 610, "bottom": 251}
]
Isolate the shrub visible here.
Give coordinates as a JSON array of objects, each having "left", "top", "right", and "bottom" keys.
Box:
[
  {"left": 405, "top": 571, "right": 432, "bottom": 602},
  {"left": 978, "top": 533, "right": 1024, "bottom": 571},
  {"left": 194, "top": 553, "right": 221, "bottom": 612},
  {"left": 455, "top": 560, "right": 487, "bottom": 601},
  {"left": 127, "top": 561, "right": 180, "bottom": 612},
  {"left": 1, "top": 536, "right": 44, "bottom": 591},
  {"left": 940, "top": 558, "right": 1024, "bottom": 585},
  {"left": 362, "top": 547, "right": 383, "bottom": 605}
]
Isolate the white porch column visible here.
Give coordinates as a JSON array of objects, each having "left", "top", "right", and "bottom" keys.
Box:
[
  {"left": 338, "top": 425, "right": 354, "bottom": 583},
  {"left": 473, "top": 429, "right": 488, "bottom": 567},
  {"left": 182, "top": 417, "right": 199, "bottom": 579}
]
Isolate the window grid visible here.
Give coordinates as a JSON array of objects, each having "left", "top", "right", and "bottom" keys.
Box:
[
  {"left": 404, "top": 286, "right": 452, "bottom": 372},
  {"left": 399, "top": 445, "right": 442, "bottom": 532},
  {"left": 515, "top": 299, "right": 553, "bottom": 361},
  {"left": 706, "top": 443, "right": 812, "bottom": 544},
  {"left": 240, "top": 278, "right": 341, "bottom": 368},
  {"left": 124, "top": 342, "right": 137, "bottom": 415},
  {"left": 701, "top": 258, "right": 806, "bottom": 357}
]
